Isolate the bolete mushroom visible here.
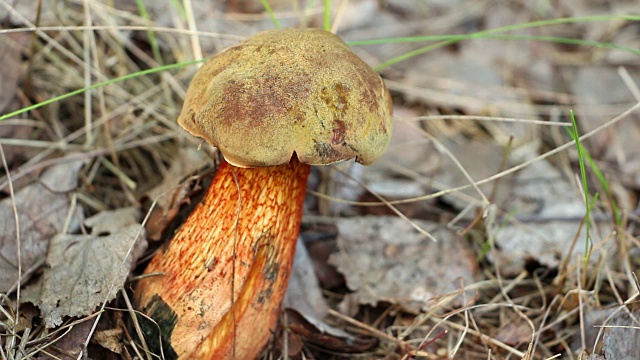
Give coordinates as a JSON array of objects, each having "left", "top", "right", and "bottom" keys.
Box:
[{"left": 135, "top": 28, "right": 392, "bottom": 359}]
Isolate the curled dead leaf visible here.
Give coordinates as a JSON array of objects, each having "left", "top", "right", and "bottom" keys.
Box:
[{"left": 22, "top": 209, "right": 147, "bottom": 328}]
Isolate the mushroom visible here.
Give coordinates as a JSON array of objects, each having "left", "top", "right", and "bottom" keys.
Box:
[{"left": 135, "top": 28, "right": 392, "bottom": 359}]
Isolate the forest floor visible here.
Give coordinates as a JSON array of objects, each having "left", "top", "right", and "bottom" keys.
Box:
[{"left": 1, "top": 1, "right": 639, "bottom": 359}]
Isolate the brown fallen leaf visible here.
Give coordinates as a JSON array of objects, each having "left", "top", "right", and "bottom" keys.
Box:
[
  {"left": 329, "top": 216, "right": 478, "bottom": 312},
  {"left": 92, "top": 328, "right": 123, "bottom": 354},
  {"left": 282, "top": 309, "right": 376, "bottom": 355},
  {"left": 2, "top": 301, "right": 38, "bottom": 333},
  {"left": 494, "top": 318, "right": 533, "bottom": 346},
  {"left": 304, "top": 235, "right": 344, "bottom": 290},
  {"left": 22, "top": 208, "right": 147, "bottom": 327},
  {"left": 144, "top": 147, "right": 210, "bottom": 241},
  {"left": 0, "top": 159, "right": 85, "bottom": 293},
  {"left": 33, "top": 319, "right": 93, "bottom": 360},
  {"left": 284, "top": 238, "right": 329, "bottom": 320}
]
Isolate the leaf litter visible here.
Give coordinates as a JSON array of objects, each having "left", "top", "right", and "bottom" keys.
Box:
[
  {"left": 0, "top": 159, "right": 85, "bottom": 293},
  {"left": 329, "top": 216, "right": 477, "bottom": 313},
  {"left": 22, "top": 207, "right": 147, "bottom": 328},
  {"left": 142, "top": 146, "right": 210, "bottom": 241},
  {"left": 2, "top": 0, "right": 640, "bottom": 358},
  {"left": 601, "top": 310, "right": 640, "bottom": 360},
  {"left": 487, "top": 144, "right": 615, "bottom": 275},
  {"left": 284, "top": 238, "right": 329, "bottom": 320}
]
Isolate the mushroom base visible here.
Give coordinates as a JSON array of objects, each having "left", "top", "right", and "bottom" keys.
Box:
[{"left": 135, "top": 157, "right": 310, "bottom": 359}]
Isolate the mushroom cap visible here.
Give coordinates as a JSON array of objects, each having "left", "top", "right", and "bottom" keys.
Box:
[{"left": 178, "top": 28, "right": 393, "bottom": 167}]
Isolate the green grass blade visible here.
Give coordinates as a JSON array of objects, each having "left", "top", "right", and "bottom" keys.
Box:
[
  {"left": 261, "top": 0, "right": 281, "bottom": 28},
  {"left": 568, "top": 110, "right": 593, "bottom": 258},
  {"left": 481, "top": 15, "right": 640, "bottom": 33},
  {"left": 565, "top": 117, "right": 621, "bottom": 227},
  {"left": 584, "top": 155, "right": 620, "bottom": 226},
  {"left": 323, "top": 0, "right": 331, "bottom": 31},
  {"left": 350, "top": 15, "right": 640, "bottom": 46},
  {"left": 135, "top": 0, "right": 164, "bottom": 66},
  {"left": 168, "top": 0, "right": 187, "bottom": 20},
  {"left": 346, "top": 15, "right": 640, "bottom": 70},
  {"left": 349, "top": 34, "right": 640, "bottom": 56},
  {"left": 373, "top": 39, "right": 457, "bottom": 71},
  {"left": 368, "top": 33, "right": 639, "bottom": 70},
  {"left": 0, "top": 60, "right": 203, "bottom": 121}
]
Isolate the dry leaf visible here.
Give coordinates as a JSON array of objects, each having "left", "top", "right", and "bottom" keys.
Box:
[
  {"left": 283, "top": 309, "right": 375, "bottom": 354},
  {"left": 33, "top": 319, "right": 93, "bottom": 360},
  {"left": 404, "top": 41, "right": 540, "bottom": 130},
  {"left": 305, "top": 235, "right": 344, "bottom": 290},
  {"left": 571, "top": 307, "right": 616, "bottom": 353},
  {"left": 93, "top": 328, "right": 123, "bottom": 354},
  {"left": 431, "top": 139, "right": 514, "bottom": 210},
  {"left": 284, "top": 238, "right": 329, "bottom": 319},
  {"left": 144, "top": 147, "right": 209, "bottom": 240},
  {"left": 494, "top": 318, "right": 533, "bottom": 345},
  {"left": 0, "top": 160, "right": 85, "bottom": 292},
  {"left": 282, "top": 240, "right": 358, "bottom": 353},
  {"left": 84, "top": 207, "right": 140, "bottom": 236},
  {"left": 23, "top": 209, "right": 147, "bottom": 327},
  {"left": 487, "top": 146, "right": 614, "bottom": 275},
  {"left": 365, "top": 107, "right": 439, "bottom": 179},
  {"left": 6, "top": 302, "right": 38, "bottom": 333},
  {"left": 602, "top": 310, "right": 640, "bottom": 360},
  {"left": 329, "top": 216, "right": 477, "bottom": 312}
]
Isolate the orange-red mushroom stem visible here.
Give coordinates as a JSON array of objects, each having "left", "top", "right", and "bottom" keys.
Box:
[
  {"left": 135, "top": 156, "right": 310, "bottom": 359},
  {"left": 135, "top": 28, "right": 392, "bottom": 360}
]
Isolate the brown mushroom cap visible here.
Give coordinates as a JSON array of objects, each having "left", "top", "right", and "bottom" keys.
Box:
[{"left": 178, "top": 28, "right": 393, "bottom": 167}]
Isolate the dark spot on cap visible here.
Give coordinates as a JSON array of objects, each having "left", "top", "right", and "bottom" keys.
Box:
[
  {"left": 218, "top": 74, "right": 311, "bottom": 131},
  {"left": 332, "top": 119, "right": 346, "bottom": 144},
  {"left": 358, "top": 70, "right": 384, "bottom": 115},
  {"left": 314, "top": 141, "right": 341, "bottom": 162},
  {"left": 320, "top": 83, "right": 350, "bottom": 118}
]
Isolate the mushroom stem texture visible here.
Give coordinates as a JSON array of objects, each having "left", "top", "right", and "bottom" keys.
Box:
[{"left": 135, "top": 157, "right": 310, "bottom": 359}]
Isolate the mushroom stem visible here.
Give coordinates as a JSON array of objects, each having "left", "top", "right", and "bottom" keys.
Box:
[{"left": 135, "top": 156, "right": 310, "bottom": 359}]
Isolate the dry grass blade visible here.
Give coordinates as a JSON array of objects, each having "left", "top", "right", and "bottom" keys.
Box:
[{"left": 1, "top": 1, "right": 639, "bottom": 359}]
